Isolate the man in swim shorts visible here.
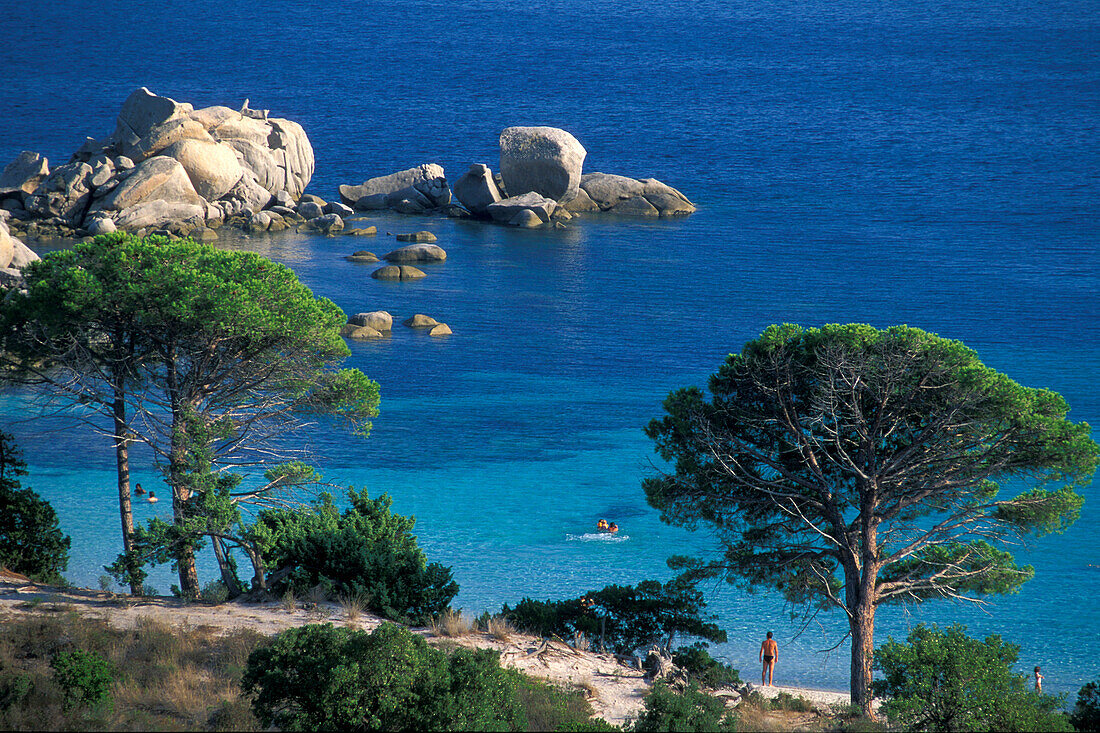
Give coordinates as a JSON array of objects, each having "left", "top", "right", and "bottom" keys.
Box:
[{"left": 760, "top": 631, "right": 778, "bottom": 686}]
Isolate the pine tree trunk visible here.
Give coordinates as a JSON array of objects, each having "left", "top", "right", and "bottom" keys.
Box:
[
  {"left": 210, "top": 536, "right": 243, "bottom": 598},
  {"left": 112, "top": 382, "right": 141, "bottom": 596},
  {"left": 849, "top": 600, "right": 876, "bottom": 718},
  {"left": 165, "top": 346, "right": 200, "bottom": 598}
]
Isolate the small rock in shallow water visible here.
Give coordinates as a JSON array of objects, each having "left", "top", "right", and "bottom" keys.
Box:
[
  {"left": 395, "top": 230, "right": 436, "bottom": 243},
  {"left": 346, "top": 250, "right": 379, "bottom": 262},
  {"left": 371, "top": 265, "right": 426, "bottom": 281},
  {"left": 403, "top": 314, "right": 439, "bottom": 328},
  {"left": 428, "top": 323, "right": 452, "bottom": 337}
]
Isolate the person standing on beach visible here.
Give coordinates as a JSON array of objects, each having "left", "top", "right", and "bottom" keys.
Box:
[{"left": 760, "top": 631, "right": 778, "bottom": 686}]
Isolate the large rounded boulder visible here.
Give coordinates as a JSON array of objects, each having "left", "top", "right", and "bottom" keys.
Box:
[
  {"left": 160, "top": 138, "right": 243, "bottom": 201},
  {"left": 499, "top": 126, "right": 586, "bottom": 202}
]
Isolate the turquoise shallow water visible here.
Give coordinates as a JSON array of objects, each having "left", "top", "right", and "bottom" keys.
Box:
[{"left": 2, "top": 0, "right": 1098, "bottom": 697}]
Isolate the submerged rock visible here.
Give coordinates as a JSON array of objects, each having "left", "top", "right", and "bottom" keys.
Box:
[{"left": 395, "top": 230, "right": 437, "bottom": 243}]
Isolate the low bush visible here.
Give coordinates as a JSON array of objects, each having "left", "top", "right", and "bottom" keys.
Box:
[
  {"left": 672, "top": 643, "right": 741, "bottom": 689},
  {"left": 50, "top": 649, "right": 114, "bottom": 712},
  {"left": 0, "top": 430, "right": 71, "bottom": 583},
  {"left": 874, "top": 623, "right": 1072, "bottom": 732},
  {"left": 250, "top": 489, "right": 458, "bottom": 624},
  {"left": 241, "top": 622, "right": 526, "bottom": 731},
  {"left": 1072, "top": 679, "right": 1100, "bottom": 732},
  {"left": 631, "top": 681, "right": 737, "bottom": 732},
  {"left": 200, "top": 580, "right": 229, "bottom": 605},
  {"left": 0, "top": 612, "right": 266, "bottom": 730},
  {"left": 502, "top": 576, "right": 726, "bottom": 656}
]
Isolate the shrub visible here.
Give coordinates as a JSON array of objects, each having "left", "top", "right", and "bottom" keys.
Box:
[
  {"left": 502, "top": 576, "right": 726, "bottom": 656},
  {"left": 511, "top": 673, "right": 617, "bottom": 732},
  {"left": 0, "top": 430, "right": 70, "bottom": 583},
  {"left": 631, "top": 681, "right": 736, "bottom": 732},
  {"left": 199, "top": 580, "right": 229, "bottom": 605},
  {"left": 241, "top": 622, "right": 525, "bottom": 731},
  {"left": 672, "top": 643, "right": 741, "bottom": 688},
  {"left": 1072, "top": 680, "right": 1100, "bottom": 731},
  {"left": 250, "top": 489, "right": 459, "bottom": 624},
  {"left": 49, "top": 650, "right": 113, "bottom": 712},
  {"left": 874, "top": 624, "right": 1072, "bottom": 732}
]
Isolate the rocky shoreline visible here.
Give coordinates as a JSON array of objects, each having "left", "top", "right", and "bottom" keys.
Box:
[{"left": 0, "top": 88, "right": 696, "bottom": 249}]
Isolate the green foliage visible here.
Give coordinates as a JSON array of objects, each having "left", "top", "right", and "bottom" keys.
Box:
[
  {"left": 631, "top": 681, "right": 736, "bottom": 732},
  {"left": 510, "top": 673, "right": 615, "bottom": 732},
  {"left": 241, "top": 622, "right": 526, "bottom": 731},
  {"left": 672, "top": 644, "right": 742, "bottom": 689},
  {"left": 502, "top": 577, "right": 726, "bottom": 656},
  {"left": 4, "top": 233, "right": 381, "bottom": 596},
  {"left": 0, "top": 430, "right": 70, "bottom": 583},
  {"left": 873, "top": 624, "right": 1072, "bottom": 732},
  {"left": 644, "top": 324, "right": 1098, "bottom": 709},
  {"left": 49, "top": 650, "right": 114, "bottom": 712},
  {"left": 645, "top": 323, "right": 1097, "bottom": 611},
  {"left": 1071, "top": 680, "right": 1100, "bottom": 732},
  {"left": 250, "top": 488, "right": 458, "bottom": 624},
  {"left": 200, "top": 580, "right": 229, "bottom": 605}
]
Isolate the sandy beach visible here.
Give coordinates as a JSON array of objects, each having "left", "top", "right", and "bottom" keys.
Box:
[{"left": 0, "top": 571, "right": 866, "bottom": 727}]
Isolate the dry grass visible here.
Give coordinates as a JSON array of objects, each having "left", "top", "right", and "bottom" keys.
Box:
[
  {"left": 280, "top": 589, "right": 296, "bottom": 612},
  {"left": 572, "top": 630, "right": 591, "bottom": 652},
  {"left": 338, "top": 593, "right": 367, "bottom": 622},
  {"left": 0, "top": 611, "right": 267, "bottom": 731},
  {"left": 486, "top": 615, "right": 516, "bottom": 642},
  {"left": 576, "top": 676, "right": 600, "bottom": 700},
  {"left": 431, "top": 609, "right": 474, "bottom": 638}
]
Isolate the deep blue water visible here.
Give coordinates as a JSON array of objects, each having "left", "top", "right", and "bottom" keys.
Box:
[{"left": 1, "top": 0, "right": 1098, "bottom": 698}]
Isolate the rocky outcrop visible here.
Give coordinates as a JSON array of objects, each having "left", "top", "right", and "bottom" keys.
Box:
[
  {"left": 580, "top": 172, "right": 695, "bottom": 216},
  {"left": 487, "top": 192, "right": 557, "bottom": 224},
  {"left": 0, "top": 219, "right": 41, "bottom": 289},
  {"left": 453, "top": 163, "right": 502, "bottom": 216},
  {"left": 346, "top": 250, "right": 379, "bottom": 262},
  {"left": 160, "top": 138, "right": 243, "bottom": 200},
  {"left": 338, "top": 164, "right": 451, "bottom": 214},
  {"left": 0, "top": 87, "right": 316, "bottom": 237},
  {"left": 0, "top": 152, "right": 49, "bottom": 196},
  {"left": 383, "top": 243, "right": 446, "bottom": 263},
  {"left": 499, "top": 126, "right": 586, "bottom": 202}
]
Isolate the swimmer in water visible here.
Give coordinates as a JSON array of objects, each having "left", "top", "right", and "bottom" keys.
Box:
[
  {"left": 608, "top": 522, "right": 618, "bottom": 533},
  {"left": 597, "top": 519, "right": 609, "bottom": 532},
  {"left": 146, "top": 491, "right": 158, "bottom": 503},
  {"left": 134, "top": 483, "right": 145, "bottom": 496}
]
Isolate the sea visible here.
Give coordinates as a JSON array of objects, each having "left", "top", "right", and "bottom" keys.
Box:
[{"left": 0, "top": 0, "right": 1097, "bottom": 699}]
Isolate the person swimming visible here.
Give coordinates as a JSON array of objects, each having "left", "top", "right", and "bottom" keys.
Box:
[
  {"left": 597, "top": 519, "right": 609, "bottom": 532},
  {"left": 146, "top": 491, "right": 158, "bottom": 503},
  {"left": 134, "top": 483, "right": 145, "bottom": 496},
  {"left": 608, "top": 522, "right": 618, "bottom": 533}
]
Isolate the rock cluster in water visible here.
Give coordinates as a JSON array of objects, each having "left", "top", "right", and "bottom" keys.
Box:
[
  {"left": 0, "top": 88, "right": 697, "bottom": 248},
  {"left": 337, "top": 126, "right": 696, "bottom": 227},
  {"left": 0, "top": 88, "right": 360, "bottom": 244}
]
